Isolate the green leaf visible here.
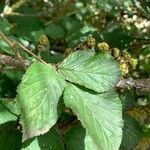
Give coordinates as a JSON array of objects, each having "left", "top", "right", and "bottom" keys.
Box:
[
  {"left": 97, "top": 0, "right": 124, "bottom": 12},
  {"left": 58, "top": 51, "right": 121, "bottom": 93},
  {"left": 22, "top": 128, "right": 64, "bottom": 150},
  {"left": 64, "top": 84, "right": 123, "bottom": 150},
  {"left": 17, "top": 62, "right": 66, "bottom": 141},
  {"left": 0, "top": 121, "right": 22, "bottom": 150},
  {"left": 62, "top": 17, "right": 82, "bottom": 36},
  {"left": 45, "top": 23, "right": 65, "bottom": 39},
  {"left": 119, "top": 90, "right": 136, "bottom": 111},
  {"left": 0, "top": 40, "right": 14, "bottom": 55},
  {"left": 64, "top": 123, "right": 98, "bottom": 150},
  {"left": 0, "top": 98, "right": 19, "bottom": 124},
  {"left": 120, "top": 115, "right": 143, "bottom": 150},
  {"left": 11, "top": 7, "right": 44, "bottom": 41},
  {"left": 0, "top": 18, "right": 11, "bottom": 34},
  {"left": 22, "top": 138, "right": 40, "bottom": 150}
]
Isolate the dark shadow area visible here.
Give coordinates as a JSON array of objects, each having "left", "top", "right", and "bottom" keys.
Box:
[{"left": 0, "top": 121, "right": 22, "bottom": 150}]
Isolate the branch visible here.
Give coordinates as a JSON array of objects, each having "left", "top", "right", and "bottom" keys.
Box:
[
  {"left": 116, "top": 78, "right": 150, "bottom": 94},
  {"left": 0, "top": 53, "right": 29, "bottom": 68},
  {"left": 11, "top": 0, "right": 29, "bottom": 12}
]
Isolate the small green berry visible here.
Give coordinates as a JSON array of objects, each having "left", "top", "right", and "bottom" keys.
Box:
[
  {"left": 65, "top": 48, "right": 73, "bottom": 56},
  {"left": 119, "top": 62, "right": 129, "bottom": 76},
  {"left": 123, "top": 51, "right": 132, "bottom": 60},
  {"left": 37, "top": 34, "right": 49, "bottom": 52},
  {"left": 97, "top": 42, "right": 110, "bottom": 52},
  {"left": 113, "top": 48, "right": 120, "bottom": 58},
  {"left": 131, "top": 58, "right": 138, "bottom": 69},
  {"left": 38, "top": 34, "right": 49, "bottom": 46},
  {"left": 86, "top": 35, "right": 96, "bottom": 48}
]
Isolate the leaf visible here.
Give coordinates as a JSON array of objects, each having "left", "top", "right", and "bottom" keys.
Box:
[
  {"left": 62, "top": 17, "right": 82, "bottom": 36},
  {"left": 0, "top": 18, "right": 11, "bottom": 34},
  {"left": 22, "top": 138, "right": 40, "bottom": 150},
  {"left": 0, "top": 98, "right": 19, "bottom": 124},
  {"left": 11, "top": 7, "right": 44, "bottom": 41},
  {"left": 66, "top": 25, "right": 96, "bottom": 47},
  {"left": 0, "top": 40, "right": 14, "bottom": 55},
  {"left": 120, "top": 115, "right": 143, "bottom": 150},
  {"left": 17, "top": 62, "right": 66, "bottom": 141},
  {"left": 97, "top": 0, "right": 124, "bottom": 12},
  {"left": 0, "top": 121, "right": 22, "bottom": 150},
  {"left": 58, "top": 51, "right": 121, "bottom": 93},
  {"left": 119, "top": 90, "right": 136, "bottom": 111},
  {"left": 64, "top": 123, "right": 98, "bottom": 150},
  {"left": 22, "top": 128, "right": 64, "bottom": 150},
  {"left": 64, "top": 84, "right": 123, "bottom": 150},
  {"left": 45, "top": 23, "right": 65, "bottom": 39}
]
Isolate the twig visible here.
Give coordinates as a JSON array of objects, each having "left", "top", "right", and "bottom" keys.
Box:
[
  {"left": 131, "top": 0, "right": 150, "bottom": 20},
  {"left": 5, "top": 0, "right": 10, "bottom": 5},
  {"left": 0, "top": 31, "right": 26, "bottom": 68},
  {"left": 17, "top": 42, "right": 47, "bottom": 65},
  {"left": 0, "top": 31, "right": 28, "bottom": 69},
  {"left": 129, "top": 36, "right": 150, "bottom": 42},
  {"left": 0, "top": 31, "right": 14, "bottom": 47},
  {"left": 1, "top": 66, "right": 18, "bottom": 70},
  {"left": 116, "top": 78, "right": 150, "bottom": 94},
  {"left": 0, "top": 54, "right": 27, "bottom": 68},
  {"left": 59, "top": 119, "right": 78, "bottom": 134},
  {"left": 0, "top": 31, "right": 47, "bottom": 65},
  {"left": 11, "top": 0, "right": 29, "bottom": 12},
  {"left": 0, "top": 53, "right": 29, "bottom": 68},
  {"left": 7, "top": 11, "right": 49, "bottom": 17}
]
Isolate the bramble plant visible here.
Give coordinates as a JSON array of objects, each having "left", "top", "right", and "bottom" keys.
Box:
[{"left": 0, "top": 0, "right": 150, "bottom": 150}]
